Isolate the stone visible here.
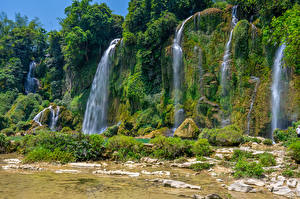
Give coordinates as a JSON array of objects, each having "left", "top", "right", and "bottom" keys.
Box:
[
  {"left": 69, "top": 163, "right": 101, "bottom": 168},
  {"left": 151, "top": 179, "right": 201, "bottom": 190},
  {"left": 204, "top": 194, "right": 222, "bottom": 199},
  {"left": 273, "top": 186, "right": 295, "bottom": 197},
  {"left": 216, "top": 179, "right": 224, "bottom": 183},
  {"left": 228, "top": 181, "right": 254, "bottom": 193},
  {"left": 174, "top": 118, "right": 200, "bottom": 139},
  {"left": 171, "top": 161, "right": 204, "bottom": 168},
  {"left": 55, "top": 169, "right": 81, "bottom": 174},
  {"left": 140, "top": 157, "right": 158, "bottom": 164},
  {"left": 93, "top": 169, "right": 140, "bottom": 177},
  {"left": 143, "top": 127, "right": 172, "bottom": 138},
  {"left": 287, "top": 179, "right": 297, "bottom": 188},
  {"left": 3, "top": 159, "right": 21, "bottom": 164},
  {"left": 141, "top": 170, "right": 170, "bottom": 176},
  {"left": 296, "top": 181, "right": 300, "bottom": 197},
  {"left": 243, "top": 179, "right": 265, "bottom": 187}
]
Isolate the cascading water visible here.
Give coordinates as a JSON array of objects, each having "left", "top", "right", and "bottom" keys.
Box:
[
  {"left": 246, "top": 76, "right": 260, "bottom": 135},
  {"left": 173, "top": 16, "right": 193, "bottom": 129},
  {"left": 271, "top": 44, "right": 286, "bottom": 140},
  {"left": 25, "top": 61, "right": 39, "bottom": 94},
  {"left": 220, "top": 5, "right": 238, "bottom": 126},
  {"left": 33, "top": 105, "right": 60, "bottom": 131},
  {"left": 82, "top": 39, "right": 120, "bottom": 135}
]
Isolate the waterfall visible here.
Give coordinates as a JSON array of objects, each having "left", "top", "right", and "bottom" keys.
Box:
[
  {"left": 50, "top": 106, "right": 60, "bottom": 131},
  {"left": 246, "top": 76, "right": 260, "bottom": 135},
  {"left": 220, "top": 5, "right": 238, "bottom": 126},
  {"left": 172, "top": 16, "right": 193, "bottom": 129},
  {"left": 271, "top": 44, "right": 286, "bottom": 140},
  {"left": 82, "top": 39, "right": 120, "bottom": 135},
  {"left": 33, "top": 105, "right": 60, "bottom": 131},
  {"left": 25, "top": 61, "right": 39, "bottom": 94}
]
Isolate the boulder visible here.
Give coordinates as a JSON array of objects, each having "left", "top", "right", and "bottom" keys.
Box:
[
  {"left": 243, "top": 179, "right": 265, "bottom": 187},
  {"left": 228, "top": 181, "right": 254, "bottom": 193},
  {"left": 174, "top": 118, "right": 200, "bottom": 139},
  {"left": 143, "top": 127, "right": 172, "bottom": 138},
  {"left": 93, "top": 169, "right": 140, "bottom": 177},
  {"left": 151, "top": 179, "right": 201, "bottom": 190},
  {"left": 273, "top": 186, "right": 295, "bottom": 197},
  {"left": 296, "top": 181, "right": 300, "bottom": 197},
  {"left": 287, "top": 179, "right": 297, "bottom": 188}
]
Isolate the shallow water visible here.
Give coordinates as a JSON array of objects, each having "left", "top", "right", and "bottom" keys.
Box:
[{"left": 0, "top": 154, "right": 285, "bottom": 199}]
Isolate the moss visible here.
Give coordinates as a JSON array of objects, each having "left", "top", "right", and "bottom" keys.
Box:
[{"left": 233, "top": 20, "right": 250, "bottom": 60}]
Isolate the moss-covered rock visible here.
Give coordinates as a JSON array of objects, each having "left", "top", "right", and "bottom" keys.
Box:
[
  {"left": 143, "top": 127, "right": 172, "bottom": 138},
  {"left": 174, "top": 118, "right": 200, "bottom": 139}
]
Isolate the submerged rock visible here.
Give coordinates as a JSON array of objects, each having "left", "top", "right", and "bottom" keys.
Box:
[
  {"left": 174, "top": 118, "right": 200, "bottom": 139},
  {"left": 141, "top": 170, "right": 170, "bottom": 176},
  {"left": 93, "top": 169, "right": 140, "bottom": 177},
  {"left": 69, "top": 163, "right": 102, "bottom": 168},
  {"left": 2, "top": 164, "right": 44, "bottom": 171},
  {"left": 55, "top": 169, "right": 81, "bottom": 174},
  {"left": 151, "top": 178, "right": 201, "bottom": 190},
  {"left": 3, "top": 159, "right": 21, "bottom": 164}
]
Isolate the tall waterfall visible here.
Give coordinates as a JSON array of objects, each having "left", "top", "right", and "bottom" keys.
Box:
[
  {"left": 82, "top": 39, "right": 120, "bottom": 135},
  {"left": 246, "top": 76, "right": 260, "bottom": 135},
  {"left": 220, "top": 5, "right": 238, "bottom": 126},
  {"left": 271, "top": 44, "right": 286, "bottom": 140},
  {"left": 25, "top": 61, "right": 39, "bottom": 94},
  {"left": 173, "top": 16, "right": 192, "bottom": 129},
  {"left": 33, "top": 105, "right": 60, "bottom": 131}
]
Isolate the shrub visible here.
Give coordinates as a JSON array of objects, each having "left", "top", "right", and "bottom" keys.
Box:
[
  {"left": 1, "top": 128, "right": 15, "bottom": 136},
  {"left": 192, "top": 139, "right": 212, "bottom": 157},
  {"left": 0, "top": 133, "right": 10, "bottom": 153},
  {"left": 106, "top": 135, "right": 144, "bottom": 161},
  {"left": 263, "top": 139, "right": 273, "bottom": 145},
  {"left": 234, "top": 160, "right": 264, "bottom": 178},
  {"left": 103, "top": 125, "right": 119, "bottom": 137},
  {"left": 243, "top": 136, "right": 262, "bottom": 144},
  {"left": 150, "top": 136, "right": 194, "bottom": 159},
  {"left": 190, "top": 162, "right": 214, "bottom": 171},
  {"left": 259, "top": 153, "right": 276, "bottom": 167},
  {"left": 282, "top": 169, "right": 294, "bottom": 178},
  {"left": 289, "top": 141, "right": 300, "bottom": 163},
  {"left": 273, "top": 128, "right": 297, "bottom": 144},
  {"left": 16, "top": 121, "right": 31, "bottom": 131},
  {"left": 200, "top": 125, "right": 243, "bottom": 146},
  {"left": 231, "top": 150, "right": 253, "bottom": 161}
]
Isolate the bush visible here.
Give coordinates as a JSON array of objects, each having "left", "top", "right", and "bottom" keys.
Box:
[
  {"left": 273, "top": 128, "right": 297, "bottom": 144},
  {"left": 103, "top": 125, "right": 119, "bottom": 137},
  {"left": 234, "top": 160, "right": 264, "bottom": 178},
  {"left": 16, "top": 121, "right": 31, "bottom": 131},
  {"left": 150, "top": 136, "right": 194, "bottom": 159},
  {"left": 259, "top": 153, "right": 276, "bottom": 167},
  {"left": 231, "top": 150, "right": 253, "bottom": 161},
  {"left": 289, "top": 141, "right": 300, "bottom": 163},
  {"left": 189, "top": 162, "right": 214, "bottom": 171},
  {"left": 192, "top": 139, "right": 213, "bottom": 157},
  {"left": 263, "top": 139, "right": 273, "bottom": 145},
  {"left": 243, "top": 136, "right": 262, "bottom": 144},
  {"left": 106, "top": 135, "right": 144, "bottom": 161},
  {"left": 200, "top": 125, "right": 243, "bottom": 146},
  {"left": 282, "top": 169, "right": 294, "bottom": 178},
  {"left": 1, "top": 128, "right": 15, "bottom": 136},
  {"left": 0, "top": 133, "right": 10, "bottom": 153}
]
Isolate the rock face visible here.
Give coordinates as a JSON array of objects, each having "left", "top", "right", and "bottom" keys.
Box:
[
  {"left": 151, "top": 179, "right": 201, "bottom": 190},
  {"left": 174, "top": 118, "right": 200, "bottom": 139}
]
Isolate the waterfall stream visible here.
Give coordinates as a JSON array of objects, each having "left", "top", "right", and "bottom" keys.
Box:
[
  {"left": 25, "top": 61, "right": 39, "bottom": 94},
  {"left": 246, "top": 76, "right": 260, "bottom": 135},
  {"left": 220, "top": 5, "right": 238, "bottom": 126},
  {"left": 82, "top": 39, "right": 120, "bottom": 135},
  {"left": 33, "top": 105, "right": 60, "bottom": 131},
  {"left": 172, "top": 16, "right": 193, "bottom": 129},
  {"left": 271, "top": 44, "right": 286, "bottom": 140}
]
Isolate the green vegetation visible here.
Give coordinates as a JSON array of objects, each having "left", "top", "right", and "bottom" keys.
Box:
[
  {"left": 259, "top": 153, "right": 276, "bottom": 167},
  {"left": 192, "top": 138, "right": 213, "bottom": 157},
  {"left": 234, "top": 159, "right": 264, "bottom": 178},
  {"left": 289, "top": 141, "right": 300, "bottom": 163},
  {"left": 231, "top": 149, "right": 253, "bottom": 161},
  {"left": 263, "top": 139, "right": 273, "bottom": 146},
  {"left": 0, "top": 133, "right": 10, "bottom": 153},
  {"left": 189, "top": 162, "right": 214, "bottom": 171}
]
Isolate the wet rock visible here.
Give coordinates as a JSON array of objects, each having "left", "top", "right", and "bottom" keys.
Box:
[
  {"left": 55, "top": 169, "right": 81, "bottom": 174},
  {"left": 151, "top": 179, "right": 201, "bottom": 190},
  {"left": 174, "top": 118, "right": 200, "bottom": 139},
  {"left": 216, "top": 179, "right": 224, "bottom": 183},
  {"left": 193, "top": 194, "right": 222, "bottom": 199},
  {"left": 171, "top": 161, "right": 203, "bottom": 168},
  {"left": 296, "top": 182, "right": 300, "bottom": 196},
  {"left": 141, "top": 157, "right": 158, "bottom": 164},
  {"left": 228, "top": 181, "right": 254, "bottom": 193},
  {"left": 93, "top": 169, "right": 140, "bottom": 177},
  {"left": 215, "top": 148, "right": 234, "bottom": 154},
  {"left": 2, "top": 164, "right": 44, "bottom": 171},
  {"left": 243, "top": 178, "right": 265, "bottom": 187},
  {"left": 2, "top": 165, "right": 19, "bottom": 170},
  {"left": 69, "top": 163, "right": 101, "bottom": 168},
  {"left": 272, "top": 186, "right": 295, "bottom": 197},
  {"left": 141, "top": 170, "right": 170, "bottom": 176},
  {"left": 3, "top": 159, "right": 21, "bottom": 164},
  {"left": 287, "top": 179, "right": 297, "bottom": 188}
]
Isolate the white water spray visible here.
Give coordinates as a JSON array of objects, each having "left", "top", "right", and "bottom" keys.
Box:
[
  {"left": 82, "top": 39, "right": 120, "bottom": 135},
  {"left": 33, "top": 105, "right": 60, "bottom": 131},
  {"left": 25, "top": 61, "right": 39, "bottom": 94}
]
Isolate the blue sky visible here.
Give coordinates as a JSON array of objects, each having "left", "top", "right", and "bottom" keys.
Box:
[{"left": 0, "top": 0, "right": 130, "bottom": 31}]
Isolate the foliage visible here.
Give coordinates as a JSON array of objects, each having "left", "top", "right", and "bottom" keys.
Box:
[
  {"left": 231, "top": 149, "right": 253, "bottom": 161},
  {"left": 200, "top": 125, "right": 243, "bottom": 146},
  {"left": 234, "top": 159, "right": 264, "bottom": 178},
  {"left": 259, "top": 153, "right": 276, "bottom": 167},
  {"left": 282, "top": 169, "right": 295, "bottom": 178},
  {"left": 273, "top": 128, "right": 297, "bottom": 146},
  {"left": 192, "top": 138, "right": 213, "bottom": 157},
  {"left": 189, "top": 162, "right": 214, "bottom": 171},
  {"left": 263, "top": 139, "right": 273, "bottom": 145},
  {"left": 243, "top": 136, "right": 262, "bottom": 144},
  {"left": 289, "top": 141, "right": 300, "bottom": 163},
  {"left": 150, "top": 135, "right": 194, "bottom": 159},
  {"left": 106, "top": 135, "right": 144, "bottom": 161},
  {"left": 0, "top": 133, "right": 10, "bottom": 153}
]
